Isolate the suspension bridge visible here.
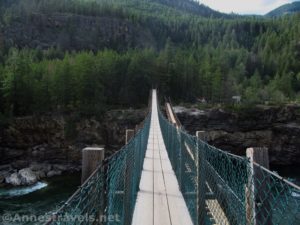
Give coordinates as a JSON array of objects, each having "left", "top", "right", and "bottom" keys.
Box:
[{"left": 46, "top": 90, "right": 300, "bottom": 225}]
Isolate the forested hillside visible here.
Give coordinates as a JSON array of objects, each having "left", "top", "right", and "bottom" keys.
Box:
[
  {"left": 0, "top": 0, "right": 299, "bottom": 118},
  {"left": 267, "top": 1, "right": 300, "bottom": 17}
]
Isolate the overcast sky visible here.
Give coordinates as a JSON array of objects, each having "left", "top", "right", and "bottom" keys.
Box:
[{"left": 199, "top": 0, "right": 295, "bottom": 14}]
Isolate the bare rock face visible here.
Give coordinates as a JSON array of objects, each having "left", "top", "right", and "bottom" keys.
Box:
[
  {"left": 0, "top": 109, "right": 146, "bottom": 186},
  {"left": 103, "top": 109, "right": 147, "bottom": 150},
  {"left": 76, "top": 119, "right": 103, "bottom": 144},
  {"left": 0, "top": 116, "right": 93, "bottom": 167},
  {"left": 176, "top": 105, "right": 300, "bottom": 166},
  {"left": 0, "top": 109, "right": 146, "bottom": 165},
  {"left": 270, "top": 123, "right": 300, "bottom": 165}
]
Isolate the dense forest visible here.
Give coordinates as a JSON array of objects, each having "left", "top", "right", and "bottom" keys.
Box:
[{"left": 0, "top": 0, "right": 300, "bottom": 118}]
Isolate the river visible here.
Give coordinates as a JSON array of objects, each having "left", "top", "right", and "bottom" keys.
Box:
[
  {"left": 271, "top": 165, "right": 300, "bottom": 186},
  {"left": 0, "top": 173, "right": 80, "bottom": 225}
]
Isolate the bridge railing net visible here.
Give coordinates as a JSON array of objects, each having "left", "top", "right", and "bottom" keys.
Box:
[
  {"left": 158, "top": 108, "right": 300, "bottom": 225},
  {"left": 46, "top": 113, "right": 151, "bottom": 225}
]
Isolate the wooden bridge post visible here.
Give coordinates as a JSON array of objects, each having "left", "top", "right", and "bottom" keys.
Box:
[
  {"left": 81, "top": 147, "right": 105, "bottom": 184},
  {"left": 246, "top": 147, "right": 271, "bottom": 225},
  {"left": 126, "top": 129, "right": 135, "bottom": 144},
  {"left": 196, "top": 131, "right": 207, "bottom": 225}
]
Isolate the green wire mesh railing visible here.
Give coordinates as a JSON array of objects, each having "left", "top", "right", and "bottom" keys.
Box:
[
  {"left": 46, "top": 113, "right": 151, "bottom": 225},
  {"left": 45, "top": 89, "right": 299, "bottom": 225},
  {"left": 158, "top": 107, "right": 300, "bottom": 225}
]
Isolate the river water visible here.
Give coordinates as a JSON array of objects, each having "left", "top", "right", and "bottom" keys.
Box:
[
  {"left": 271, "top": 166, "right": 300, "bottom": 186},
  {"left": 0, "top": 168, "right": 299, "bottom": 225},
  {"left": 0, "top": 173, "right": 80, "bottom": 224}
]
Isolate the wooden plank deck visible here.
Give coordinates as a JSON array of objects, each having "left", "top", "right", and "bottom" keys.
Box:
[{"left": 132, "top": 90, "right": 193, "bottom": 225}]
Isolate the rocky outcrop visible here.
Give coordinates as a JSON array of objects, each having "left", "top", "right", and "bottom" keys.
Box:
[
  {"left": 0, "top": 109, "right": 146, "bottom": 186},
  {"left": 2, "top": 163, "right": 78, "bottom": 187},
  {"left": 175, "top": 105, "right": 300, "bottom": 166},
  {"left": 103, "top": 109, "right": 147, "bottom": 150}
]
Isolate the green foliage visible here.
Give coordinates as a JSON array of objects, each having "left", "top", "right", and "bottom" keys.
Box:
[
  {"left": 1, "top": 49, "right": 35, "bottom": 115},
  {"left": 266, "top": 1, "right": 300, "bottom": 17},
  {"left": 0, "top": 0, "right": 299, "bottom": 117}
]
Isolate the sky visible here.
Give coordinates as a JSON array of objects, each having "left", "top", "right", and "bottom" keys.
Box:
[{"left": 199, "top": 0, "right": 295, "bottom": 14}]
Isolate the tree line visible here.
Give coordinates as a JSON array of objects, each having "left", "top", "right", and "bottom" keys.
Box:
[
  {"left": 0, "top": 0, "right": 299, "bottom": 118},
  {"left": 1, "top": 40, "right": 299, "bottom": 117}
]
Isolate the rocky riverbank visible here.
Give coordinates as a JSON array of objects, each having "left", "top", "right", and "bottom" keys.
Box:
[
  {"left": 2, "top": 163, "right": 77, "bottom": 186},
  {"left": 0, "top": 109, "right": 146, "bottom": 187},
  {"left": 175, "top": 104, "right": 300, "bottom": 166},
  {"left": 2, "top": 104, "right": 299, "bottom": 187}
]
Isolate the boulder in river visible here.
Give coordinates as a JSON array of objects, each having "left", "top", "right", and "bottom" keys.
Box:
[
  {"left": 5, "top": 172, "right": 22, "bottom": 186},
  {"left": 18, "top": 168, "right": 38, "bottom": 185},
  {"left": 5, "top": 168, "right": 38, "bottom": 186}
]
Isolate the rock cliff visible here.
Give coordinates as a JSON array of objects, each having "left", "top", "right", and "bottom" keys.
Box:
[
  {"left": 175, "top": 105, "right": 300, "bottom": 166},
  {"left": 0, "top": 109, "right": 146, "bottom": 186}
]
